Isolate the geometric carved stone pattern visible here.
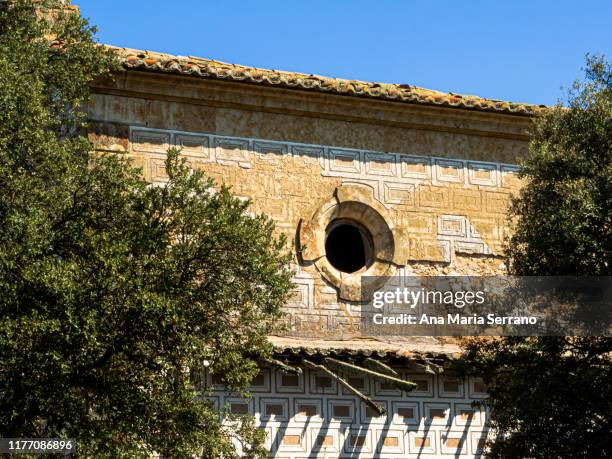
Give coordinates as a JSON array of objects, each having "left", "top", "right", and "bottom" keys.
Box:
[
  {"left": 437, "top": 215, "right": 493, "bottom": 262},
  {"left": 207, "top": 367, "right": 490, "bottom": 458},
  {"left": 129, "top": 127, "right": 519, "bottom": 195},
  {"left": 128, "top": 126, "right": 519, "bottom": 337}
]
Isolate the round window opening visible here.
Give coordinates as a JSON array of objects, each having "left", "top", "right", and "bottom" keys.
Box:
[{"left": 325, "top": 219, "right": 374, "bottom": 274}]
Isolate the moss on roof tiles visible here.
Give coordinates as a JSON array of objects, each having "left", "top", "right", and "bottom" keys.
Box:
[{"left": 109, "top": 46, "right": 545, "bottom": 116}]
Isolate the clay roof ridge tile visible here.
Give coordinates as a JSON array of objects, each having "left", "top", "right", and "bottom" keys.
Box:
[{"left": 110, "top": 46, "right": 544, "bottom": 115}]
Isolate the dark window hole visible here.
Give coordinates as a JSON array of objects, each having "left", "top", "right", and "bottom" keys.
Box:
[{"left": 325, "top": 220, "right": 372, "bottom": 273}]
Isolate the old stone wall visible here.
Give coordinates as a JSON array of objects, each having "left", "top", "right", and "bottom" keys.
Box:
[{"left": 88, "top": 74, "right": 528, "bottom": 339}]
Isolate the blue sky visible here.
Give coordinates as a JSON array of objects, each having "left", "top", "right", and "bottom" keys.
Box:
[{"left": 78, "top": 0, "right": 611, "bottom": 106}]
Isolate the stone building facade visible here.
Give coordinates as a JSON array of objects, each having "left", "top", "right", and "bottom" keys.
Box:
[{"left": 88, "top": 46, "right": 539, "bottom": 458}]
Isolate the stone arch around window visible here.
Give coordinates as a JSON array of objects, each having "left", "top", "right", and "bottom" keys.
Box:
[{"left": 298, "top": 185, "right": 408, "bottom": 301}]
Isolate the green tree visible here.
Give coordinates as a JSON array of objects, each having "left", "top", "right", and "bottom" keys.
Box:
[
  {"left": 462, "top": 56, "right": 612, "bottom": 458},
  {"left": 0, "top": 1, "right": 292, "bottom": 457}
]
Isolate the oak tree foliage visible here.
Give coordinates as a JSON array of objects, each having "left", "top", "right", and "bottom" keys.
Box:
[
  {"left": 462, "top": 56, "right": 612, "bottom": 458},
  {"left": 0, "top": 1, "right": 292, "bottom": 457}
]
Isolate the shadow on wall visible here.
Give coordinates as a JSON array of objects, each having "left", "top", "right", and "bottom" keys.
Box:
[{"left": 211, "top": 366, "right": 490, "bottom": 458}]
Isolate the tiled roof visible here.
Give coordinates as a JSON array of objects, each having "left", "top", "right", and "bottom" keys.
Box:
[
  {"left": 268, "top": 336, "right": 462, "bottom": 361},
  {"left": 111, "top": 46, "right": 545, "bottom": 116}
]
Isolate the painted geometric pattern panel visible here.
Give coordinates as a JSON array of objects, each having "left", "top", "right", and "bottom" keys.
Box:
[{"left": 208, "top": 367, "right": 490, "bottom": 459}]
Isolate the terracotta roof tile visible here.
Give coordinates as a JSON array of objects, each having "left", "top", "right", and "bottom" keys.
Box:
[
  {"left": 268, "top": 336, "right": 462, "bottom": 360},
  {"left": 109, "top": 46, "right": 546, "bottom": 116}
]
